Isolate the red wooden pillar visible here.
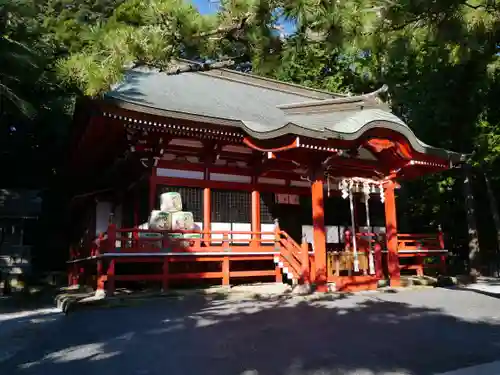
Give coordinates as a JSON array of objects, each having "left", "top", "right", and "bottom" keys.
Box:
[
  {"left": 106, "top": 259, "right": 116, "bottom": 295},
  {"left": 374, "top": 241, "right": 383, "bottom": 279},
  {"left": 106, "top": 224, "right": 117, "bottom": 294},
  {"left": 97, "top": 260, "right": 104, "bottom": 291},
  {"left": 222, "top": 233, "right": 230, "bottom": 285},
  {"left": 203, "top": 187, "right": 211, "bottom": 245},
  {"left": 384, "top": 181, "right": 401, "bottom": 287},
  {"left": 312, "top": 179, "right": 327, "bottom": 291},
  {"left": 68, "top": 246, "right": 77, "bottom": 286},
  {"left": 251, "top": 190, "right": 260, "bottom": 247},
  {"left": 300, "top": 239, "right": 310, "bottom": 284}
]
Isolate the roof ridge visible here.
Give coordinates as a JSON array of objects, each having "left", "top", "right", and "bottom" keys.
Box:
[
  {"left": 197, "top": 69, "right": 333, "bottom": 100},
  {"left": 172, "top": 58, "right": 348, "bottom": 99},
  {"left": 203, "top": 68, "right": 349, "bottom": 99},
  {"left": 196, "top": 68, "right": 348, "bottom": 100},
  {"left": 276, "top": 85, "right": 389, "bottom": 114}
]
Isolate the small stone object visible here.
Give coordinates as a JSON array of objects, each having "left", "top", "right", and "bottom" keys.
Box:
[
  {"left": 327, "top": 283, "right": 337, "bottom": 292},
  {"left": 292, "top": 283, "right": 312, "bottom": 295},
  {"left": 95, "top": 289, "right": 107, "bottom": 299}
]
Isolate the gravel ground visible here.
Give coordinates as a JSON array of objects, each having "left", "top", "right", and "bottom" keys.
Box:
[{"left": 3, "top": 287, "right": 500, "bottom": 375}]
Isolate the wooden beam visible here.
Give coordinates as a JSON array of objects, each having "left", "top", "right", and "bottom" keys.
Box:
[
  {"left": 312, "top": 178, "right": 327, "bottom": 292},
  {"left": 384, "top": 180, "right": 400, "bottom": 286},
  {"left": 251, "top": 188, "right": 261, "bottom": 247},
  {"left": 203, "top": 187, "right": 211, "bottom": 245}
]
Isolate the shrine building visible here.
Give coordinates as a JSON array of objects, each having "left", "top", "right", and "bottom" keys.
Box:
[{"left": 67, "top": 61, "right": 464, "bottom": 293}]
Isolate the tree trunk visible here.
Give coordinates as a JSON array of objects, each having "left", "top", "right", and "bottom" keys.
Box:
[
  {"left": 463, "top": 163, "right": 481, "bottom": 277},
  {"left": 483, "top": 170, "right": 500, "bottom": 276}
]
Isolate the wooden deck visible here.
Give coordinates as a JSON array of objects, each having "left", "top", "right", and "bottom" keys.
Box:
[{"left": 68, "top": 227, "right": 448, "bottom": 293}]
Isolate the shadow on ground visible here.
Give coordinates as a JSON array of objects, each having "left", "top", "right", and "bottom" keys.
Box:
[
  {"left": 4, "top": 288, "right": 500, "bottom": 375},
  {"left": 0, "top": 286, "right": 58, "bottom": 314}
]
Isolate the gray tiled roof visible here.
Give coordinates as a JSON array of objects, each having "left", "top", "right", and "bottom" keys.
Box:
[{"left": 105, "top": 67, "right": 463, "bottom": 162}]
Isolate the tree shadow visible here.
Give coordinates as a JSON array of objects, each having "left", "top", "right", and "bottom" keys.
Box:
[
  {"left": 4, "top": 289, "right": 500, "bottom": 375},
  {"left": 0, "top": 285, "right": 58, "bottom": 314},
  {"left": 0, "top": 306, "right": 62, "bottom": 337}
]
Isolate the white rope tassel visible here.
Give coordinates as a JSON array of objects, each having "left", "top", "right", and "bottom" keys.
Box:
[
  {"left": 364, "top": 188, "right": 375, "bottom": 275},
  {"left": 349, "top": 189, "right": 360, "bottom": 272}
]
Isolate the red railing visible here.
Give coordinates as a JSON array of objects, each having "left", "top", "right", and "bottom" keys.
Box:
[
  {"left": 68, "top": 226, "right": 447, "bottom": 292},
  {"left": 355, "top": 231, "right": 447, "bottom": 276},
  {"left": 82, "top": 225, "right": 307, "bottom": 293},
  {"left": 275, "top": 230, "right": 304, "bottom": 284},
  {"left": 397, "top": 232, "right": 447, "bottom": 276},
  {"left": 110, "top": 228, "right": 280, "bottom": 253}
]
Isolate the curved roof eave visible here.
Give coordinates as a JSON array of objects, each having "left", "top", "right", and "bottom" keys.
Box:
[
  {"left": 239, "top": 119, "right": 465, "bottom": 163},
  {"left": 101, "top": 97, "right": 466, "bottom": 164}
]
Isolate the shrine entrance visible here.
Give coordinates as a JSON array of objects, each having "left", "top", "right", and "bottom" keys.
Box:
[
  {"left": 274, "top": 203, "right": 303, "bottom": 245},
  {"left": 261, "top": 192, "right": 304, "bottom": 244}
]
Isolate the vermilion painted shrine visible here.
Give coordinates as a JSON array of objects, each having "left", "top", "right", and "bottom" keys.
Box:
[{"left": 68, "top": 62, "right": 464, "bottom": 293}]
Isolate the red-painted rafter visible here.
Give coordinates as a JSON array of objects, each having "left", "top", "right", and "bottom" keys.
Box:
[{"left": 243, "top": 136, "right": 299, "bottom": 152}]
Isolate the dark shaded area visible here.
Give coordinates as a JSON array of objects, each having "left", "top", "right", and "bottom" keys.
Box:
[
  {"left": 3, "top": 289, "right": 500, "bottom": 375},
  {"left": 0, "top": 286, "right": 59, "bottom": 314}
]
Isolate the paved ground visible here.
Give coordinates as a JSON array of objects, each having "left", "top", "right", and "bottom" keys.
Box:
[
  {"left": 0, "top": 306, "right": 62, "bottom": 363},
  {"left": 3, "top": 287, "right": 500, "bottom": 375}
]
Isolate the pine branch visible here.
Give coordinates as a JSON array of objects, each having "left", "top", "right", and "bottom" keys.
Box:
[
  {"left": 195, "top": 14, "right": 251, "bottom": 41},
  {"left": 162, "top": 59, "right": 236, "bottom": 75}
]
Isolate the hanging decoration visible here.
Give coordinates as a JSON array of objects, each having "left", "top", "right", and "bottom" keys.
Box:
[
  {"left": 362, "top": 183, "right": 375, "bottom": 275},
  {"left": 348, "top": 182, "right": 360, "bottom": 272},
  {"left": 337, "top": 177, "right": 385, "bottom": 274}
]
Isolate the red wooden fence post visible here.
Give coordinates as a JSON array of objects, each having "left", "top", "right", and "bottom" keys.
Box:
[
  {"left": 374, "top": 241, "right": 383, "bottom": 279},
  {"left": 97, "top": 259, "right": 104, "bottom": 291},
  {"left": 300, "top": 237, "right": 310, "bottom": 285},
  {"left": 68, "top": 246, "right": 77, "bottom": 287},
  {"left": 106, "top": 224, "right": 117, "bottom": 295},
  {"left": 273, "top": 220, "right": 283, "bottom": 283},
  {"left": 222, "top": 233, "right": 230, "bottom": 285},
  {"left": 274, "top": 218, "right": 281, "bottom": 251}
]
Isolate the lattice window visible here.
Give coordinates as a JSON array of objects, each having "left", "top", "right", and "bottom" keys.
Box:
[
  {"left": 157, "top": 186, "right": 203, "bottom": 222},
  {"left": 211, "top": 190, "right": 251, "bottom": 222},
  {"left": 260, "top": 193, "right": 275, "bottom": 224}
]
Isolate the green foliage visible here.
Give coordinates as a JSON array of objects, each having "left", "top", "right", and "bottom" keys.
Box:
[{"left": 0, "top": 0, "right": 124, "bottom": 185}]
